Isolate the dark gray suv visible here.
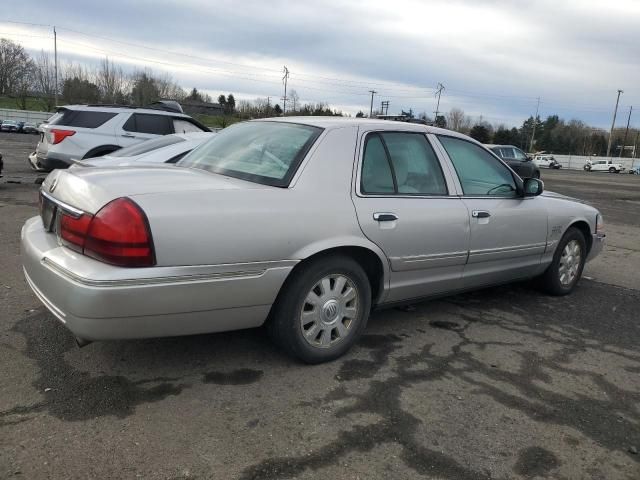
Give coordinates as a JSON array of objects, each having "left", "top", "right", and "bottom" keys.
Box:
[{"left": 486, "top": 144, "right": 540, "bottom": 179}]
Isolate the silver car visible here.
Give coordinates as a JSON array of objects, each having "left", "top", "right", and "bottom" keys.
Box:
[{"left": 22, "top": 118, "right": 605, "bottom": 363}]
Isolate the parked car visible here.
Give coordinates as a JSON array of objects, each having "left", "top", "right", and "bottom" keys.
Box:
[
  {"left": 21, "top": 122, "right": 39, "bottom": 134},
  {"left": 75, "top": 132, "right": 214, "bottom": 168},
  {"left": 486, "top": 144, "right": 540, "bottom": 178},
  {"left": 628, "top": 166, "right": 640, "bottom": 174},
  {"left": 1, "top": 120, "right": 20, "bottom": 132},
  {"left": 584, "top": 159, "right": 624, "bottom": 173},
  {"left": 29, "top": 103, "right": 210, "bottom": 172},
  {"left": 22, "top": 118, "right": 605, "bottom": 363},
  {"left": 533, "top": 155, "right": 561, "bottom": 169}
]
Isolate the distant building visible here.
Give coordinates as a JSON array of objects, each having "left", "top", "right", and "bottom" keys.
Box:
[{"left": 181, "top": 101, "right": 225, "bottom": 116}]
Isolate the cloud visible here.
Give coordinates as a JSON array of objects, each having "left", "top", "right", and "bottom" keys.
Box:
[{"left": 3, "top": 0, "right": 639, "bottom": 126}]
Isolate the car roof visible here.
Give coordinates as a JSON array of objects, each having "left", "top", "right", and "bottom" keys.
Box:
[
  {"left": 257, "top": 116, "right": 469, "bottom": 138},
  {"left": 171, "top": 131, "right": 215, "bottom": 141},
  {"left": 59, "top": 104, "right": 190, "bottom": 118},
  {"left": 485, "top": 144, "right": 519, "bottom": 149}
]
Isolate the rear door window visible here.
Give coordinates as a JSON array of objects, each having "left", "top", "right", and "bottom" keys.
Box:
[
  {"left": 49, "top": 110, "right": 117, "bottom": 128},
  {"left": 123, "top": 114, "right": 173, "bottom": 135},
  {"left": 361, "top": 132, "right": 448, "bottom": 195}
]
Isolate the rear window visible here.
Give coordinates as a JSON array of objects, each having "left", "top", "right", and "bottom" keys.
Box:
[
  {"left": 123, "top": 114, "right": 173, "bottom": 135},
  {"left": 178, "top": 121, "right": 322, "bottom": 187},
  {"left": 49, "top": 109, "right": 117, "bottom": 128},
  {"left": 109, "top": 135, "right": 185, "bottom": 158}
]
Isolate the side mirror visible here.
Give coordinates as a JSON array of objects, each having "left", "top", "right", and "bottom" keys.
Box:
[{"left": 523, "top": 177, "right": 544, "bottom": 197}]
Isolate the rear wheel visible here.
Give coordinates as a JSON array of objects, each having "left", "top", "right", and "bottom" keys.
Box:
[
  {"left": 609, "top": 167, "right": 616, "bottom": 173},
  {"left": 584, "top": 164, "right": 591, "bottom": 171},
  {"left": 539, "top": 227, "right": 587, "bottom": 296},
  {"left": 268, "top": 255, "right": 371, "bottom": 363}
]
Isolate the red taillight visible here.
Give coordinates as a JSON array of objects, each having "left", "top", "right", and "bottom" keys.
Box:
[
  {"left": 50, "top": 129, "right": 76, "bottom": 145},
  {"left": 84, "top": 198, "right": 155, "bottom": 267},
  {"left": 60, "top": 213, "right": 92, "bottom": 252}
]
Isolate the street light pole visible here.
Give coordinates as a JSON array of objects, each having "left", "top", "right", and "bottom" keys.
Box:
[
  {"left": 620, "top": 106, "right": 632, "bottom": 158},
  {"left": 606, "top": 89, "right": 623, "bottom": 157}
]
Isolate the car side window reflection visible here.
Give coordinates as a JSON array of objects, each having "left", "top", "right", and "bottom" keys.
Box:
[{"left": 438, "top": 136, "right": 517, "bottom": 197}]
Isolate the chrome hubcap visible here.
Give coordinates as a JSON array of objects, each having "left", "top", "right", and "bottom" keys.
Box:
[
  {"left": 300, "top": 274, "right": 359, "bottom": 348},
  {"left": 558, "top": 240, "right": 582, "bottom": 286}
]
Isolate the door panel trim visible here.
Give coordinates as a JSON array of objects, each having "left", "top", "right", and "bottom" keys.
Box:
[
  {"left": 390, "top": 251, "right": 469, "bottom": 271},
  {"left": 468, "top": 242, "right": 547, "bottom": 263}
]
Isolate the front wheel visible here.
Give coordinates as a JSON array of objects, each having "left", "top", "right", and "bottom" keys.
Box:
[
  {"left": 268, "top": 255, "right": 372, "bottom": 363},
  {"left": 538, "top": 227, "right": 587, "bottom": 296}
]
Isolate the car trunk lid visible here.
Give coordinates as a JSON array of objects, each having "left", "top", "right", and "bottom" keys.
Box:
[{"left": 40, "top": 165, "right": 266, "bottom": 215}]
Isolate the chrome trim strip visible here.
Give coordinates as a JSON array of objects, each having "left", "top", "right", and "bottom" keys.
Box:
[
  {"left": 399, "top": 251, "right": 468, "bottom": 263},
  {"left": 40, "top": 190, "right": 85, "bottom": 218},
  {"left": 41, "top": 258, "right": 268, "bottom": 287},
  {"left": 469, "top": 242, "right": 547, "bottom": 255}
]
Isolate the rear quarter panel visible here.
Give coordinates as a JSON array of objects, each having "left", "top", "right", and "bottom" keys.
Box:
[{"left": 132, "top": 126, "right": 387, "bottom": 269}]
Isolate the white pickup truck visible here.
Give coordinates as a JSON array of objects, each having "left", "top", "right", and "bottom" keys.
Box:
[{"left": 584, "top": 159, "right": 625, "bottom": 173}]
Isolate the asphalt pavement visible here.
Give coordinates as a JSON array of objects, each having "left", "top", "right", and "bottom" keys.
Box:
[{"left": 1, "top": 133, "right": 639, "bottom": 479}]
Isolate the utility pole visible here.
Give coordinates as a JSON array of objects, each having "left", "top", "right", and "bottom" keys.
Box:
[
  {"left": 368, "top": 90, "right": 377, "bottom": 118},
  {"left": 266, "top": 96, "right": 270, "bottom": 116},
  {"left": 282, "top": 66, "right": 289, "bottom": 116},
  {"left": 529, "top": 97, "right": 540, "bottom": 152},
  {"left": 434, "top": 82, "right": 445, "bottom": 121},
  {"left": 53, "top": 26, "right": 58, "bottom": 108},
  {"left": 381, "top": 100, "right": 389, "bottom": 116},
  {"left": 620, "top": 106, "right": 632, "bottom": 158},
  {"left": 633, "top": 130, "right": 639, "bottom": 159},
  {"left": 606, "top": 89, "right": 623, "bottom": 157}
]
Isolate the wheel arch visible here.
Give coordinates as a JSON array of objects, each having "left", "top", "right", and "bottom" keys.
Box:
[
  {"left": 82, "top": 145, "right": 121, "bottom": 160},
  {"left": 567, "top": 220, "right": 592, "bottom": 255},
  {"left": 289, "top": 240, "right": 390, "bottom": 305}
]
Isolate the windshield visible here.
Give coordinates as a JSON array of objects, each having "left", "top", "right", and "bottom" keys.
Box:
[
  {"left": 178, "top": 121, "right": 323, "bottom": 187},
  {"left": 109, "top": 135, "right": 185, "bottom": 157}
]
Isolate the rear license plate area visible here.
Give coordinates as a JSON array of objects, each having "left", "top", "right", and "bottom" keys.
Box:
[{"left": 40, "top": 194, "right": 57, "bottom": 232}]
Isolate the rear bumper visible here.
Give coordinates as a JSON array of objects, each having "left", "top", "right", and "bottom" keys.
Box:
[
  {"left": 587, "top": 233, "right": 605, "bottom": 262},
  {"left": 31, "top": 153, "right": 71, "bottom": 171},
  {"left": 21, "top": 216, "right": 294, "bottom": 341}
]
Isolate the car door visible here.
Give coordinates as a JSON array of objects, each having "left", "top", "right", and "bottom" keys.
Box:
[
  {"left": 116, "top": 113, "right": 174, "bottom": 148},
  {"left": 352, "top": 130, "right": 470, "bottom": 302},
  {"left": 435, "top": 135, "right": 548, "bottom": 289}
]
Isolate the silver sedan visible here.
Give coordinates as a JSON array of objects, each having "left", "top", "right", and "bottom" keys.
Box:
[{"left": 22, "top": 118, "right": 605, "bottom": 363}]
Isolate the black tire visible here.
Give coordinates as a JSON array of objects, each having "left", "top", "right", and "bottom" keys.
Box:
[
  {"left": 538, "top": 227, "right": 587, "bottom": 296},
  {"left": 609, "top": 167, "right": 616, "bottom": 173},
  {"left": 584, "top": 165, "right": 591, "bottom": 171},
  {"left": 267, "top": 255, "right": 372, "bottom": 364}
]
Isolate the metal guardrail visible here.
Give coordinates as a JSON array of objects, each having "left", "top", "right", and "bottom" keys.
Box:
[
  {"left": 545, "top": 155, "right": 639, "bottom": 171},
  {"left": 0, "top": 108, "right": 52, "bottom": 124}
]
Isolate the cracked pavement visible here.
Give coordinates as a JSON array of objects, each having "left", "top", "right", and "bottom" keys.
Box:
[{"left": 1, "top": 133, "right": 639, "bottom": 479}]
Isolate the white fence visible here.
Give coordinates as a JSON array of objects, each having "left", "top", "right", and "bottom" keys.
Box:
[
  {"left": 551, "top": 154, "right": 639, "bottom": 171},
  {"left": 0, "top": 108, "right": 53, "bottom": 124}
]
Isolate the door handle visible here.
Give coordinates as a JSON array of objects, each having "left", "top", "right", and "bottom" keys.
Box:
[
  {"left": 472, "top": 210, "right": 491, "bottom": 218},
  {"left": 373, "top": 212, "right": 398, "bottom": 222},
  {"left": 121, "top": 133, "right": 136, "bottom": 138}
]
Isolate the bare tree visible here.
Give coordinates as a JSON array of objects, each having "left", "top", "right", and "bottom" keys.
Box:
[
  {"left": 96, "top": 57, "right": 127, "bottom": 104},
  {"left": 288, "top": 89, "right": 299, "bottom": 113},
  {"left": 446, "top": 108, "right": 472, "bottom": 133},
  {"left": 0, "top": 38, "right": 33, "bottom": 96},
  {"left": 33, "top": 50, "right": 57, "bottom": 111}
]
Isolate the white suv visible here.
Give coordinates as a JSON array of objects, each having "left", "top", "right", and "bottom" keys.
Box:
[{"left": 29, "top": 103, "right": 210, "bottom": 171}]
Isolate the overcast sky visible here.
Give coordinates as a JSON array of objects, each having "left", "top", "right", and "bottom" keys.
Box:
[{"left": 2, "top": 0, "right": 639, "bottom": 127}]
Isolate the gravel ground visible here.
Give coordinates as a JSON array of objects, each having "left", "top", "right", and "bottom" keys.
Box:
[{"left": 1, "top": 133, "right": 639, "bottom": 479}]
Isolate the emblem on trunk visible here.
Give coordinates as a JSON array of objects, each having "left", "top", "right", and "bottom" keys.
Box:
[{"left": 49, "top": 178, "right": 57, "bottom": 193}]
